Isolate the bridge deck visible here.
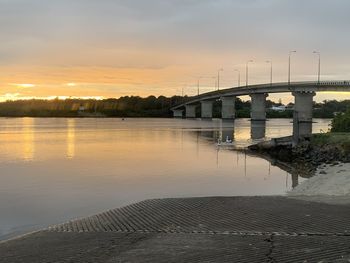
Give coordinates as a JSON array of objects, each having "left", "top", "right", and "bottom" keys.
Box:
[{"left": 172, "top": 80, "right": 350, "bottom": 109}]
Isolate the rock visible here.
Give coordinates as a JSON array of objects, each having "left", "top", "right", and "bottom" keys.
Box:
[{"left": 337, "top": 169, "right": 346, "bottom": 173}]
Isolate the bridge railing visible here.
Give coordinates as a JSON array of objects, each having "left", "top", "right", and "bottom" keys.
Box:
[{"left": 317, "top": 80, "right": 350, "bottom": 86}]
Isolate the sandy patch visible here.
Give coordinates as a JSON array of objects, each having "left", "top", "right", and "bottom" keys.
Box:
[{"left": 287, "top": 163, "right": 350, "bottom": 204}]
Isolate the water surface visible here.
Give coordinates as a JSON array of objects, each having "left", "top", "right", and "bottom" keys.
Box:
[{"left": 0, "top": 118, "right": 331, "bottom": 239}]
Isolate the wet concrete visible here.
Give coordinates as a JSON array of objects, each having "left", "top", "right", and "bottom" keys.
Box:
[{"left": 1, "top": 196, "right": 350, "bottom": 262}]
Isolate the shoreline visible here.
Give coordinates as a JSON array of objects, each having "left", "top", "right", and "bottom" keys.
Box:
[
  {"left": 249, "top": 133, "right": 350, "bottom": 170},
  {"left": 288, "top": 163, "right": 350, "bottom": 197}
]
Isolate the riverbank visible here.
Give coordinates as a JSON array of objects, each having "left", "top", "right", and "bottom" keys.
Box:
[
  {"left": 249, "top": 133, "right": 350, "bottom": 172},
  {"left": 1, "top": 196, "right": 350, "bottom": 262},
  {"left": 289, "top": 163, "right": 350, "bottom": 196}
]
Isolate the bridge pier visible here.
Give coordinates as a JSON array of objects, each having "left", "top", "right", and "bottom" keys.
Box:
[
  {"left": 292, "top": 91, "right": 315, "bottom": 144},
  {"left": 201, "top": 100, "right": 213, "bottom": 119},
  {"left": 221, "top": 96, "right": 236, "bottom": 119},
  {"left": 172, "top": 109, "right": 183, "bottom": 118},
  {"left": 251, "top": 120, "right": 266, "bottom": 140},
  {"left": 250, "top": 93, "right": 268, "bottom": 121},
  {"left": 185, "top": 105, "right": 197, "bottom": 118}
]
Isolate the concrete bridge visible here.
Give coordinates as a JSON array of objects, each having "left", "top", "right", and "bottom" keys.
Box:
[{"left": 171, "top": 81, "right": 350, "bottom": 143}]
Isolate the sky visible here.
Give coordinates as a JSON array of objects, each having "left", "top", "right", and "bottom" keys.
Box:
[{"left": 1, "top": 0, "right": 350, "bottom": 103}]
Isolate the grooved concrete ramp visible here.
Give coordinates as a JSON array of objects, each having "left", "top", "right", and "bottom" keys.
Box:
[{"left": 1, "top": 196, "right": 350, "bottom": 262}]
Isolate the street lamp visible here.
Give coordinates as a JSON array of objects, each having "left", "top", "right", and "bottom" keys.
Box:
[
  {"left": 217, "top": 68, "right": 224, "bottom": 90},
  {"left": 234, "top": 69, "right": 240, "bottom": 87},
  {"left": 313, "top": 51, "right": 321, "bottom": 84},
  {"left": 197, "top": 77, "right": 203, "bottom": 96},
  {"left": 246, "top": 60, "right": 253, "bottom": 86},
  {"left": 288, "top": 50, "right": 296, "bottom": 85},
  {"left": 266, "top": 60, "right": 273, "bottom": 86},
  {"left": 212, "top": 76, "right": 217, "bottom": 91}
]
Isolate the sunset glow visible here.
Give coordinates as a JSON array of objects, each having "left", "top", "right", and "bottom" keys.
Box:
[
  {"left": 1, "top": 0, "right": 350, "bottom": 103},
  {"left": 12, "top": 84, "right": 35, "bottom": 88},
  {"left": 1, "top": 1, "right": 350, "bottom": 259}
]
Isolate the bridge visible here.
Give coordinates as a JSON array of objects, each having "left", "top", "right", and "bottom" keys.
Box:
[{"left": 171, "top": 81, "right": 350, "bottom": 144}]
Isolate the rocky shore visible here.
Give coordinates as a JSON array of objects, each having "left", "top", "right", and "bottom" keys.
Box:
[{"left": 248, "top": 134, "right": 350, "bottom": 174}]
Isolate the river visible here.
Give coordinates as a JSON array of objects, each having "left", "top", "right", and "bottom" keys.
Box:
[{"left": 0, "top": 117, "right": 331, "bottom": 240}]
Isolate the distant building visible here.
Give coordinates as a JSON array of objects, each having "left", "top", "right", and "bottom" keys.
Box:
[
  {"left": 270, "top": 105, "right": 286, "bottom": 112},
  {"left": 78, "top": 105, "right": 85, "bottom": 112}
]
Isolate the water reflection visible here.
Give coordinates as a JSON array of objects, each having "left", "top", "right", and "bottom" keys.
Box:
[
  {"left": 192, "top": 119, "right": 313, "bottom": 190},
  {"left": 66, "top": 119, "right": 76, "bottom": 159},
  {"left": 221, "top": 120, "right": 235, "bottom": 142},
  {"left": 190, "top": 118, "right": 320, "bottom": 190},
  {"left": 195, "top": 119, "right": 266, "bottom": 147},
  {"left": 250, "top": 120, "right": 266, "bottom": 140},
  {"left": 22, "top": 118, "right": 35, "bottom": 161},
  {"left": 0, "top": 118, "right": 331, "bottom": 240},
  {"left": 200, "top": 119, "right": 215, "bottom": 140},
  {"left": 292, "top": 173, "right": 299, "bottom": 188},
  {"left": 251, "top": 150, "right": 313, "bottom": 190}
]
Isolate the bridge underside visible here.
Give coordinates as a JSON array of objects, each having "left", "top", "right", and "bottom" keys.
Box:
[{"left": 171, "top": 81, "right": 350, "bottom": 144}]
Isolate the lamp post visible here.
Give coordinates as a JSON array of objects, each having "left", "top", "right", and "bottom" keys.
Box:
[
  {"left": 234, "top": 69, "right": 240, "bottom": 87},
  {"left": 266, "top": 60, "right": 272, "bottom": 86},
  {"left": 217, "top": 68, "right": 224, "bottom": 90},
  {"left": 246, "top": 60, "right": 253, "bottom": 86},
  {"left": 212, "top": 76, "right": 217, "bottom": 91},
  {"left": 313, "top": 51, "right": 321, "bottom": 84},
  {"left": 197, "top": 77, "right": 202, "bottom": 96},
  {"left": 288, "top": 50, "right": 296, "bottom": 85}
]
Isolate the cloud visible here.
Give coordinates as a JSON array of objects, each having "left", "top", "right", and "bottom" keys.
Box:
[
  {"left": 10, "top": 83, "right": 35, "bottom": 88},
  {"left": 0, "top": 0, "right": 350, "bottom": 100}
]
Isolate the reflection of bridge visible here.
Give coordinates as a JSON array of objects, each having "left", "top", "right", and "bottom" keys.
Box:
[
  {"left": 197, "top": 119, "right": 266, "bottom": 145},
  {"left": 194, "top": 121, "right": 301, "bottom": 189},
  {"left": 171, "top": 81, "right": 350, "bottom": 143}
]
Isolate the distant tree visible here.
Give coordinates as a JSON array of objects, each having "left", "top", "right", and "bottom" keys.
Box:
[
  {"left": 266, "top": 99, "right": 283, "bottom": 108},
  {"left": 1, "top": 96, "right": 350, "bottom": 119},
  {"left": 331, "top": 110, "right": 350, "bottom": 132}
]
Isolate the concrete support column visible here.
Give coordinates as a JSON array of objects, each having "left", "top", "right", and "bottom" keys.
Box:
[
  {"left": 292, "top": 91, "right": 315, "bottom": 143},
  {"left": 201, "top": 100, "right": 213, "bottom": 119},
  {"left": 251, "top": 120, "right": 266, "bottom": 140},
  {"left": 172, "top": 109, "right": 183, "bottom": 118},
  {"left": 250, "top": 93, "right": 268, "bottom": 121},
  {"left": 221, "top": 96, "right": 236, "bottom": 119},
  {"left": 185, "top": 105, "right": 197, "bottom": 118}
]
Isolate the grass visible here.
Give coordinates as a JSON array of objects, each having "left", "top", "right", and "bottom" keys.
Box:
[{"left": 311, "top": 132, "right": 350, "bottom": 152}]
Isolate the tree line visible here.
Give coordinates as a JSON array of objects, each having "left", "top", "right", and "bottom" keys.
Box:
[
  {"left": 0, "top": 96, "right": 184, "bottom": 117},
  {"left": 0, "top": 96, "right": 349, "bottom": 118}
]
